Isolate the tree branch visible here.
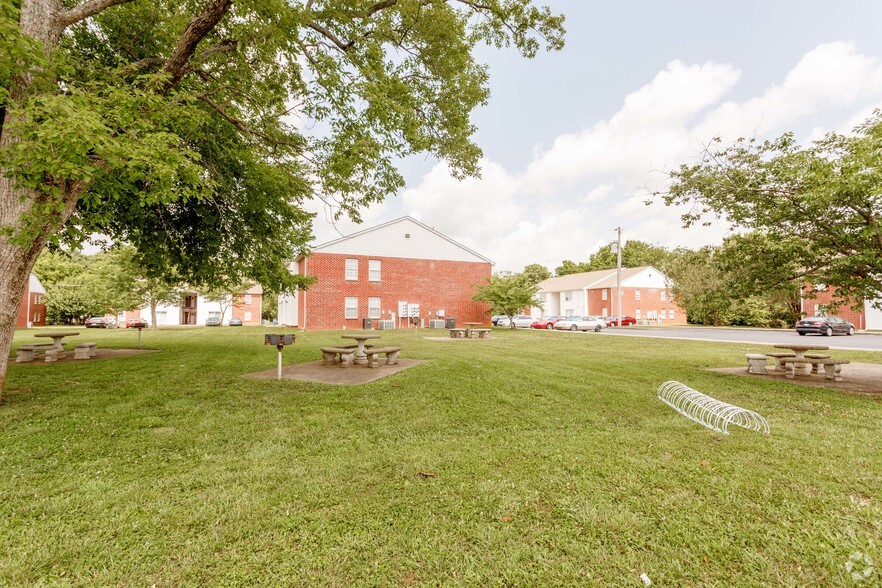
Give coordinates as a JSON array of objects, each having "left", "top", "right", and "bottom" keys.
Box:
[
  {"left": 161, "top": 0, "right": 233, "bottom": 92},
  {"left": 56, "top": 0, "right": 137, "bottom": 30}
]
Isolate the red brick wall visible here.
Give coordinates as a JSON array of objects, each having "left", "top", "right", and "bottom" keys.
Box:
[
  {"left": 587, "top": 286, "right": 686, "bottom": 324},
  {"left": 232, "top": 293, "right": 262, "bottom": 325},
  {"left": 299, "top": 253, "right": 492, "bottom": 330},
  {"left": 801, "top": 285, "right": 866, "bottom": 330},
  {"left": 16, "top": 287, "right": 46, "bottom": 328}
]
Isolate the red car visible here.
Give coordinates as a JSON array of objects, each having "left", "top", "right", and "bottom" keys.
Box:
[
  {"left": 126, "top": 318, "right": 148, "bottom": 328},
  {"left": 531, "top": 315, "right": 564, "bottom": 330},
  {"left": 606, "top": 315, "right": 636, "bottom": 327}
]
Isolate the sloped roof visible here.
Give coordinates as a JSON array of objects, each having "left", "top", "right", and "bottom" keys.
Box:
[
  {"left": 303, "top": 216, "right": 493, "bottom": 264},
  {"left": 536, "top": 266, "right": 660, "bottom": 292}
]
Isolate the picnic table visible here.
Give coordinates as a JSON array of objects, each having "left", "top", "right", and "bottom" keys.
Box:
[
  {"left": 462, "top": 322, "right": 483, "bottom": 337},
  {"left": 341, "top": 333, "right": 381, "bottom": 365},
  {"left": 34, "top": 331, "right": 80, "bottom": 350},
  {"left": 773, "top": 343, "right": 829, "bottom": 375}
]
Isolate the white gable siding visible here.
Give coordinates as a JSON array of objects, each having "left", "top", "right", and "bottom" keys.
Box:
[
  {"left": 621, "top": 267, "right": 668, "bottom": 289},
  {"left": 316, "top": 218, "right": 487, "bottom": 263}
]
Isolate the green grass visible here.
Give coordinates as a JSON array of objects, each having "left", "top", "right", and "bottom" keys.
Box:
[{"left": 2, "top": 326, "right": 881, "bottom": 586}]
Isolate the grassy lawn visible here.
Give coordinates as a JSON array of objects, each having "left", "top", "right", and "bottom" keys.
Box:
[{"left": 2, "top": 326, "right": 881, "bottom": 586}]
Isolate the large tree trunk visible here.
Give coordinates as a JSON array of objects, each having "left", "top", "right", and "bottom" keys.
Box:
[{"left": 150, "top": 299, "right": 158, "bottom": 330}]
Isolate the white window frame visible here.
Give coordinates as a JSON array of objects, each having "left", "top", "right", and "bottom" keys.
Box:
[
  {"left": 244, "top": 311, "right": 252, "bottom": 321},
  {"left": 369, "top": 260, "right": 381, "bottom": 282},
  {"left": 368, "top": 297, "right": 381, "bottom": 319},
  {"left": 564, "top": 291, "right": 572, "bottom": 302},
  {"left": 635, "top": 308, "right": 641, "bottom": 319},
  {"left": 345, "top": 297, "right": 358, "bottom": 319},
  {"left": 345, "top": 258, "right": 358, "bottom": 281},
  {"left": 635, "top": 289, "right": 641, "bottom": 301},
  {"left": 602, "top": 289, "right": 608, "bottom": 301},
  {"left": 244, "top": 294, "right": 252, "bottom": 304},
  {"left": 669, "top": 308, "right": 674, "bottom": 320},
  {"left": 660, "top": 290, "right": 666, "bottom": 302}
]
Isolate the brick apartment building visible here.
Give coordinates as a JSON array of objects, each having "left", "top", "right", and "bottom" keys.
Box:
[
  {"left": 16, "top": 274, "right": 47, "bottom": 328},
  {"left": 123, "top": 284, "right": 263, "bottom": 326},
  {"left": 800, "top": 284, "right": 882, "bottom": 331},
  {"left": 531, "top": 266, "right": 687, "bottom": 324},
  {"left": 278, "top": 217, "right": 493, "bottom": 330}
]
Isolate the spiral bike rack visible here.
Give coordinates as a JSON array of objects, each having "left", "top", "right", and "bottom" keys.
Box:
[{"left": 657, "top": 381, "right": 769, "bottom": 435}]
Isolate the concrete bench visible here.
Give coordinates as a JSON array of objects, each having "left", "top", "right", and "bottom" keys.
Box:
[
  {"left": 470, "top": 328, "right": 492, "bottom": 339},
  {"left": 449, "top": 328, "right": 468, "bottom": 339},
  {"left": 765, "top": 352, "right": 795, "bottom": 370},
  {"left": 44, "top": 348, "right": 67, "bottom": 362},
  {"left": 74, "top": 342, "right": 97, "bottom": 360},
  {"left": 15, "top": 343, "right": 56, "bottom": 363},
  {"left": 320, "top": 347, "right": 356, "bottom": 367},
  {"left": 745, "top": 353, "right": 768, "bottom": 374},
  {"left": 781, "top": 358, "right": 850, "bottom": 382},
  {"left": 364, "top": 346, "right": 401, "bottom": 368}
]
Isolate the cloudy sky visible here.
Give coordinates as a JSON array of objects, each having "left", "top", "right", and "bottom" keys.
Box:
[{"left": 308, "top": 0, "right": 882, "bottom": 273}]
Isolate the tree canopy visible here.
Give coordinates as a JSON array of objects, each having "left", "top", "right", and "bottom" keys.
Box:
[
  {"left": 472, "top": 273, "right": 541, "bottom": 326},
  {"left": 660, "top": 111, "right": 882, "bottom": 308},
  {"left": 0, "top": 0, "right": 565, "bottom": 393}
]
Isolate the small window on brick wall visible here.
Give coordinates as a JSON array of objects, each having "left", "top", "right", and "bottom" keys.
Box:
[
  {"left": 660, "top": 290, "right": 666, "bottom": 302},
  {"left": 602, "top": 289, "right": 608, "bottom": 301},
  {"left": 345, "top": 259, "right": 358, "bottom": 281},
  {"left": 635, "top": 289, "right": 641, "bottom": 301},
  {"left": 244, "top": 294, "right": 252, "bottom": 304},
  {"left": 368, "top": 297, "right": 381, "bottom": 318},
  {"left": 345, "top": 297, "right": 358, "bottom": 319},
  {"left": 369, "top": 260, "right": 381, "bottom": 281}
]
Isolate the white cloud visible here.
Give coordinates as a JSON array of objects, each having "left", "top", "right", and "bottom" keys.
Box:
[{"left": 315, "top": 42, "right": 882, "bottom": 273}]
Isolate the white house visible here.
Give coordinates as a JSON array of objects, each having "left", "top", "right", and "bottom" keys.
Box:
[{"left": 122, "top": 284, "right": 264, "bottom": 326}]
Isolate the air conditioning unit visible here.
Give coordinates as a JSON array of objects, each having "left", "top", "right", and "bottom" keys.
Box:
[
  {"left": 428, "top": 320, "right": 446, "bottom": 329},
  {"left": 377, "top": 320, "right": 394, "bottom": 330}
]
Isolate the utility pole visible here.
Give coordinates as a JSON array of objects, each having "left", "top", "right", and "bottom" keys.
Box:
[{"left": 615, "top": 227, "right": 623, "bottom": 322}]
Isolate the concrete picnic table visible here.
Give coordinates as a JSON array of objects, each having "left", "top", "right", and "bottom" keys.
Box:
[
  {"left": 34, "top": 331, "right": 80, "bottom": 350},
  {"left": 462, "top": 322, "right": 483, "bottom": 335},
  {"left": 773, "top": 343, "right": 829, "bottom": 375},
  {"left": 341, "top": 333, "right": 381, "bottom": 365}
]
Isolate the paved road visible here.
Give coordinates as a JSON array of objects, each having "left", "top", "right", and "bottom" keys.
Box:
[{"left": 597, "top": 326, "right": 882, "bottom": 352}]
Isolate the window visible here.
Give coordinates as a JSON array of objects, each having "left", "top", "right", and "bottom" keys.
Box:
[
  {"left": 368, "top": 297, "right": 381, "bottom": 319},
  {"left": 369, "top": 260, "right": 381, "bottom": 281},
  {"left": 635, "top": 289, "right": 641, "bottom": 301},
  {"left": 345, "top": 258, "right": 358, "bottom": 280},
  {"left": 602, "top": 307, "right": 607, "bottom": 316},
  {"left": 244, "top": 311, "right": 252, "bottom": 321},
  {"left": 244, "top": 294, "right": 252, "bottom": 304},
  {"left": 602, "top": 289, "right": 608, "bottom": 301},
  {"left": 345, "top": 297, "right": 358, "bottom": 319},
  {"left": 564, "top": 291, "right": 572, "bottom": 302},
  {"left": 660, "top": 290, "right": 666, "bottom": 302},
  {"left": 635, "top": 308, "right": 641, "bottom": 319},
  {"left": 669, "top": 308, "right": 674, "bottom": 320}
]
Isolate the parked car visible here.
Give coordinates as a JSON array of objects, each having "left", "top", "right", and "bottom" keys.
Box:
[
  {"left": 126, "top": 318, "right": 148, "bottom": 328},
  {"left": 491, "top": 315, "right": 507, "bottom": 326},
  {"left": 554, "top": 315, "right": 606, "bottom": 332},
  {"left": 205, "top": 317, "right": 222, "bottom": 326},
  {"left": 531, "top": 315, "right": 564, "bottom": 330},
  {"left": 497, "top": 314, "right": 533, "bottom": 328},
  {"left": 796, "top": 315, "right": 855, "bottom": 336},
  {"left": 606, "top": 315, "right": 637, "bottom": 327},
  {"left": 85, "top": 317, "right": 115, "bottom": 328},
  {"left": 229, "top": 317, "right": 243, "bottom": 326}
]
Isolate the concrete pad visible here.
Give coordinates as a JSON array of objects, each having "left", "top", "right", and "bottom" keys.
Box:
[
  {"left": 422, "top": 337, "right": 492, "bottom": 342},
  {"left": 709, "top": 362, "right": 882, "bottom": 395},
  {"left": 242, "top": 359, "right": 427, "bottom": 385},
  {"left": 11, "top": 348, "right": 157, "bottom": 365}
]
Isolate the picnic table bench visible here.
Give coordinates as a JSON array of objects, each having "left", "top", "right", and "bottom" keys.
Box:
[
  {"left": 780, "top": 357, "right": 850, "bottom": 382},
  {"left": 364, "top": 346, "right": 401, "bottom": 368},
  {"left": 74, "top": 342, "right": 98, "bottom": 360},
  {"left": 321, "top": 347, "right": 356, "bottom": 367},
  {"left": 449, "top": 328, "right": 468, "bottom": 339},
  {"left": 15, "top": 343, "right": 56, "bottom": 363}
]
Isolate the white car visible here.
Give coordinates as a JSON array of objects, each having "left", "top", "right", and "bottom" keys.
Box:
[
  {"left": 554, "top": 315, "right": 605, "bottom": 332},
  {"left": 497, "top": 314, "right": 534, "bottom": 328}
]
